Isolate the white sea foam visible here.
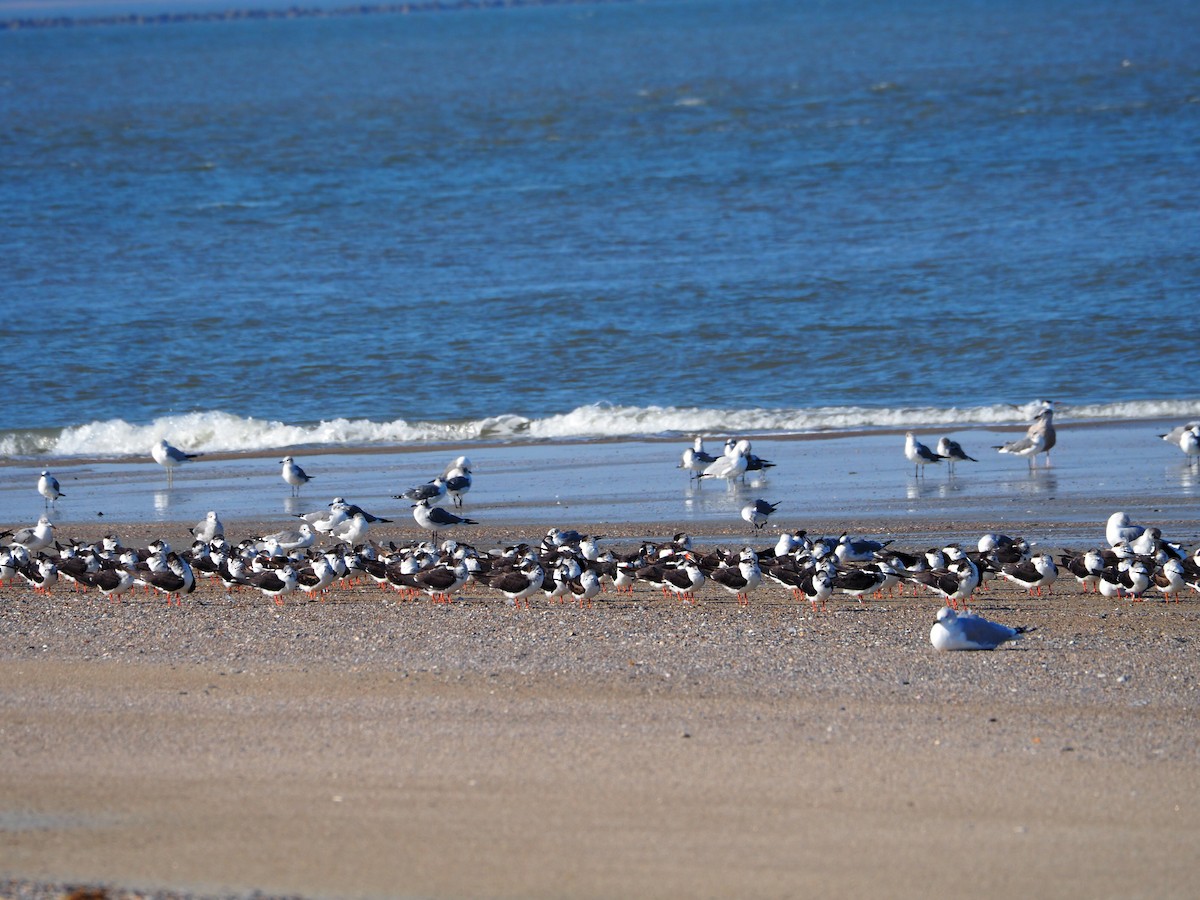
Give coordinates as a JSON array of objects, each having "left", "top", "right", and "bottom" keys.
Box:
[{"left": 3, "top": 399, "right": 1199, "bottom": 459}]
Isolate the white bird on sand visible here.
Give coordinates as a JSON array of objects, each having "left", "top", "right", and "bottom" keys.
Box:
[
  {"left": 994, "top": 408, "right": 1056, "bottom": 467},
  {"left": 904, "top": 432, "right": 946, "bottom": 477},
  {"left": 930, "top": 606, "right": 1028, "bottom": 651},
  {"left": 741, "top": 499, "right": 780, "bottom": 531},
  {"left": 37, "top": 471, "right": 64, "bottom": 506},
  {"left": 152, "top": 438, "right": 200, "bottom": 484},
  {"left": 257, "top": 523, "right": 315, "bottom": 554},
  {"left": 280, "top": 456, "right": 312, "bottom": 496},
  {"left": 6, "top": 515, "right": 55, "bottom": 553},
  {"left": 1105, "top": 511, "right": 1145, "bottom": 548},
  {"left": 330, "top": 512, "right": 370, "bottom": 546},
  {"left": 412, "top": 499, "right": 478, "bottom": 541},
  {"left": 189, "top": 510, "right": 224, "bottom": 543}
]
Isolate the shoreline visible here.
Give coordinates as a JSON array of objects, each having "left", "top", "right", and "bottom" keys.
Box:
[{"left": 2, "top": 418, "right": 1199, "bottom": 547}]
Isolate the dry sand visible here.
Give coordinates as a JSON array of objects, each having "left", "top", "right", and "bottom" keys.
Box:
[{"left": 1, "top": 520, "right": 1199, "bottom": 899}]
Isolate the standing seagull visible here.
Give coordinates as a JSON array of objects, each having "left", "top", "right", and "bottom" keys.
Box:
[
  {"left": 904, "top": 432, "right": 946, "bottom": 477},
  {"left": 679, "top": 437, "right": 719, "bottom": 480},
  {"left": 37, "top": 471, "right": 64, "bottom": 507},
  {"left": 280, "top": 456, "right": 312, "bottom": 496},
  {"left": 189, "top": 510, "right": 225, "bottom": 543},
  {"left": 1174, "top": 424, "right": 1200, "bottom": 468},
  {"left": 443, "top": 458, "right": 473, "bottom": 509},
  {"left": 152, "top": 439, "right": 199, "bottom": 485},
  {"left": 935, "top": 437, "right": 976, "bottom": 475},
  {"left": 994, "top": 408, "right": 1056, "bottom": 467},
  {"left": 698, "top": 441, "right": 748, "bottom": 485},
  {"left": 741, "top": 499, "right": 780, "bottom": 531},
  {"left": 412, "top": 499, "right": 478, "bottom": 542},
  {"left": 7, "top": 515, "right": 55, "bottom": 553}
]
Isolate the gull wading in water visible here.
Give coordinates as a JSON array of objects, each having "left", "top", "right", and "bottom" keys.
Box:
[
  {"left": 37, "top": 471, "right": 64, "bottom": 507},
  {"left": 679, "top": 436, "right": 719, "bottom": 480},
  {"left": 930, "top": 606, "right": 1028, "bottom": 651},
  {"left": 698, "top": 440, "right": 748, "bottom": 485},
  {"left": 1159, "top": 421, "right": 1200, "bottom": 447},
  {"left": 904, "top": 432, "right": 946, "bottom": 478},
  {"left": 1169, "top": 424, "right": 1200, "bottom": 468},
  {"left": 994, "top": 407, "right": 1056, "bottom": 467},
  {"left": 152, "top": 439, "right": 200, "bottom": 484},
  {"left": 935, "top": 437, "right": 976, "bottom": 474},
  {"left": 280, "top": 456, "right": 313, "bottom": 496}
]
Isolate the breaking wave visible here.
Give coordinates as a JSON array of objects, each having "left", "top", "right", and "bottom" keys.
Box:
[{"left": 2, "top": 399, "right": 1199, "bottom": 460}]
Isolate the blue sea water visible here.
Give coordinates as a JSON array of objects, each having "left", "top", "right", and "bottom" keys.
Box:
[{"left": 2, "top": 0, "right": 1199, "bottom": 459}]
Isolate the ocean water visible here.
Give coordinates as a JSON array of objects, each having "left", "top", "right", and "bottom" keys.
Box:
[{"left": 2, "top": 0, "right": 1200, "bottom": 460}]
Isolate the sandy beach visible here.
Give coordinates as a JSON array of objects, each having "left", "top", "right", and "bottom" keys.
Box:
[{"left": 2, "top": 508, "right": 1199, "bottom": 899}]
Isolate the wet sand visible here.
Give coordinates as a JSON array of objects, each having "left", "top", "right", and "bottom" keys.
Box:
[
  {"left": 4, "top": 418, "right": 1200, "bottom": 543},
  {"left": 2, "top": 516, "right": 1200, "bottom": 899}
]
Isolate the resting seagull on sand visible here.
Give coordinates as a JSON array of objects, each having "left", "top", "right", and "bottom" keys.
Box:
[{"left": 930, "top": 606, "right": 1028, "bottom": 651}]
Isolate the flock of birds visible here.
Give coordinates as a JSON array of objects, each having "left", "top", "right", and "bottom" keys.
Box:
[
  {"left": 3, "top": 473, "right": 1197, "bottom": 649},
  {"left": 7, "top": 410, "right": 1199, "bottom": 652}
]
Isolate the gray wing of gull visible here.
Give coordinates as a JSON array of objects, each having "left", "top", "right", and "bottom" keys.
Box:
[
  {"left": 427, "top": 507, "right": 468, "bottom": 526},
  {"left": 956, "top": 614, "right": 1020, "bottom": 648}
]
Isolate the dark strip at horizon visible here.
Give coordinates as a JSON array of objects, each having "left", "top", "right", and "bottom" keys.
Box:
[{"left": 1, "top": 0, "right": 631, "bottom": 31}]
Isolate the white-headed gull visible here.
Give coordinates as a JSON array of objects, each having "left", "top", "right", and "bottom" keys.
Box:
[
  {"left": 930, "top": 606, "right": 1028, "bottom": 651},
  {"left": 994, "top": 408, "right": 1056, "bottom": 467},
  {"left": 152, "top": 438, "right": 199, "bottom": 484},
  {"left": 37, "top": 471, "right": 64, "bottom": 506},
  {"left": 905, "top": 432, "right": 946, "bottom": 477},
  {"left": 280, "top": 456, "right": 312, "bottom": 495}
]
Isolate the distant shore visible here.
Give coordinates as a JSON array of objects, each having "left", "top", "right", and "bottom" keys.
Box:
[{"left": 0, "top": 0, "right": 628, "bottom": 31}]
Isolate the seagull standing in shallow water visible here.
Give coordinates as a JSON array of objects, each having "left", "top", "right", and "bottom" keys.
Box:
[
  {"left": 280, "top": 456, "right": 312, "bottom": 496},
  {"left": 679, "top": 437, "right": 718, "bottom": 480},
  {"left": 698, "top": 441, "right": 748, "bottom": 485},
  {"left": 904, "top": 432, "right": 946, "bottom": 478},
  {"left": 935, "top": 437, "right": 976, "bottom": 474},
  {"left": 37, "top": 471, "right": 64, "bottom": 507},
  {"left": 994, "top": 407, "right": 1056, "bottom": 467},
  {"left": 1174, "top": 424, "right": 1200, "bottom": 468},
  {"left": 152, "top": 439, "right": 199, "bottom": 484}
]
